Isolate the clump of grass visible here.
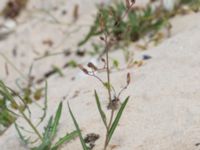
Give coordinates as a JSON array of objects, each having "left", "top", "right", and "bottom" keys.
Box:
[
  {"left": 78, "top": 0, "right": 169, "bottom": 49},
  {"left": 0, "top": 80, "right": 78, "bottom": 150},
  {"left": 0, "top": 53, "right": 48, "bottom": 129},
  {"left": 68, "top": 1, "right": 133, "bottom": 150},
  {"left": 0, "top": 97, "right": 16, "bottom": 132},
  {"left": 78, "top": 0, "right": 200, "bottom": 53}
]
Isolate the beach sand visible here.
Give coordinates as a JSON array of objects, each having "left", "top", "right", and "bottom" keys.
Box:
[{"left": 0, "top": 0, "right": 200, "bottom": 149}]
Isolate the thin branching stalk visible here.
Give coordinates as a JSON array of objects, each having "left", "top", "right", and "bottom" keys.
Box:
[
  {"left": 103, "top": 110, "right": 114, "bottom": 150},
  {"left": 20, "top": 110, "right": 43, "bottom": 140},
  {"left": 103, "top": 35, "right": 112, "bottom": 150}
]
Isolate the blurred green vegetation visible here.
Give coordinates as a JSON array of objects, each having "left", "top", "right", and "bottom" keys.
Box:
[{"left": 79, "top": 0, "right": 200, "bottom": 51}]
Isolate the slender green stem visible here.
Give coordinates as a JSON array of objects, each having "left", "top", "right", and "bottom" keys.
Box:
[
  {"left": 103, "top": 110, "right": 115, "bottom": 150},
  {"left": 34, "top": 51, "right": 65, "bottom": 61},
  {"left": 108, "top": 110, "right": 115, "bottom": 129},
  {"left": 103, "top": 132, "right": 109, "bottom": 150},
  {"left": 102, "top": 29, "right": 115, "bottom": 150},
  {"left": 20, "top": 110, "right": 43, "bottom": 141},
  {"left": 105, "top": 36, "right": 112, "bottom": 103}
]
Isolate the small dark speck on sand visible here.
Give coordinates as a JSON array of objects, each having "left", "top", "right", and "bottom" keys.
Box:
[
  {"left": 142, "top": 55, "right": 152, "bottom": 60},
  {"left": 195, "top": 143, "right": 200, "bottom": 146}
]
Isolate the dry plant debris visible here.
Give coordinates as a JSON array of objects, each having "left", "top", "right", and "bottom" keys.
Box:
[{"left": 2, "top": 0, "right": 28, "bottom": 19}]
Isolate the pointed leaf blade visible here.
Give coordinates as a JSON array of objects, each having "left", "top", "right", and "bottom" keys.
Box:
[
  {"left": 68, "top": 103, "right": 88, "bottom": 150},
  {"left": 94, "top": 90, "right": 107, "bottom": 128},
  {"left": 108, "top": 97, "right": 129, "bottom": 143},
  {"left": 51, "top": 130, "right": 78, "bottom": 150},
  {"left": 51, "top": 102, "right": 63, "bottom": 139}
]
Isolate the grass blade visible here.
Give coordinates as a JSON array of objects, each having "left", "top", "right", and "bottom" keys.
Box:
[
  {"left": 51, "top": 130, "right": 78, "bottom": 150},
  {"left": 35, "top": 117, "right": 53, "bottom": 150},
  {"left": 0, "top": 80, "right": 14, "bottom": 102},
  {"left": 78, "top": 25, "right": 99, "bottom": 46},
  {"left": 43, "top": 116, "right": 53, "bottom": 140},
  {"left": 51, "top": 102, "right": 62, "bottom": 139},
  {"left": 94, "top": 90, "right": 107, "bottom": 128},
  {"left": 68, "top": 103, "right": 88, "bottom": 150},
  {"left": 108, "top": 97, "right": 129, "bottom": 143}
]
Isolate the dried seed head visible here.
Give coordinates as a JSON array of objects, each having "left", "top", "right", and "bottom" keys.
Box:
[
  {"left": 125, "top": 0, "right": 135, "bottom": 8},
  {"left": 84, "top": 133, "right": 100, "bottom": 150},
  {"left": 84, "top": 133, "right": 100, "bottom": 143},
  {"left": 87, "top": 62, "right": 98, "bottom": 71},
  {"left": 107, "top": 97, "right": 120, "bottom": 111},
  {"left": 76, "top": 49, "right": 85, "bottom": 57},
  {"left": 101, "top": 58, "right": 107, "bottom": 68},
  {"left": 131, "top": 0, "right": 136, "bottom": 4},
  {"left": 63, "top": 49, "right": 71, "bottom": 56},
  {"left": 100, "top": 36, "right": 105, "bottom": 41},
  {"left": 110, "top": 37, "right": 115, "bottom": 42},
  {"left": 125, "top": 0, "right": 131, "bottom": 9},
  {"left": 79, "top": 65, "right": 89, "bottom": 74},
  {"left": 108, "top": 6, "right": 114, "bottom": 16},
  {"left": 73, "top": 4, "right": 79, "bottom": 21},
  {"left": 127, "top": 72, "right": 131, "bottom": 85},
  {"left": 137, "top": 60, "right": 143, "bottom": 67},
  {"left": 99, "top": 14, "right": 105, "bottom": 31},
  {"left": 101, "top": 58, "right": 106, "bottom": 63}
]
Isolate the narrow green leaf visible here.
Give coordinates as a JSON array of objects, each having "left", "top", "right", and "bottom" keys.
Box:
[
  {"left": 78, "top": 17, "right": 101, "bottom": 46},
  {"left": 0, "top": 80, "right": 14, "bottom": 102},
  {"left": 51, "top": 130, "right": 78, "bottom": 150},
  {"left": 36, "top": 117, "right": 53, "bottom": 150},
  {"left": 6, "top": 107, "right": 20, "bottom": 117},
  {"left": 51, "top": 102, "right": 63, "bottom": 139},
  {"left": 94, "top": 90, "right": 107, "bottom": 128},
  {"left": 108, "top": 97, "right": 129, "bottom": 143},
  {"left": 31, "top": 142, "right": 50, "bottom": 150},
  {"left": 68, "top": 103, "right": 88, "bottom": 150},
  {"left": 43, "top": 116, "right": 53, "bottom": 140}
]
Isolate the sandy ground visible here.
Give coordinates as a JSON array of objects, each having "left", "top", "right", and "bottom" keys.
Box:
[{"left": 1, "top": 0, "right": 200, "bottom": 150}]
